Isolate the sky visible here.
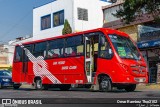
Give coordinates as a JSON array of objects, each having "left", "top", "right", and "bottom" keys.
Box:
[{"left": 0, "top": 0, "right": 55, "bottom": 43}]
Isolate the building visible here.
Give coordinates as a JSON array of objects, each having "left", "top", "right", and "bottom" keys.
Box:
[
  {"left": 137, "top": 25, "right": 160, "bottom": 83},
  {"left": 7, "top": 0, "right": 110, "bottom": 65},
  {"left": 102, "top": 0, "right": 160, "bottom": 83},
  {"left": 0, "top": 44, "right": 10, "bottom": 70},
  {"left": 33, "top": 0, "right": 110, "bottom": 40}
]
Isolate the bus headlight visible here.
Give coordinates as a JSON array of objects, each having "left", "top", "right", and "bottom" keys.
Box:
[{"left": 134, "top": 78, "right": 146, "bottom": 82}]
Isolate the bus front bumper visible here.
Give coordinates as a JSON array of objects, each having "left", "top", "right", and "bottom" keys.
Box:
[{"left": 114, "top": 75, "right": 148, "bottom": 84}]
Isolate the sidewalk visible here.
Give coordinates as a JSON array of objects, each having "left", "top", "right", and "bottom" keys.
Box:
[
  {"left": 20, "top": 84, "right": 34, "bottom": 89},
  {"left": 136, "top": 83, "right": 160, "bottom": 91}
]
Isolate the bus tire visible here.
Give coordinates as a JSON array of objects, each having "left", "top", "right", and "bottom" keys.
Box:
[
  {"left": 35, "top": 79, "right": 43, "bottom": 90},
  {"left": 125, "top": 84, "right": 136, "bottom": 92},
  {"left": 59, "top": 84, "right": 71, "bottom": 91},
  {"left": 99, "top": 76, "right": 112, "bottom": 92}
]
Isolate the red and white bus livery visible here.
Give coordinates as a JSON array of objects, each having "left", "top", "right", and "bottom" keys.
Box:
[{"left": 12, "top": 28, "right": 148, "bottom": 92}]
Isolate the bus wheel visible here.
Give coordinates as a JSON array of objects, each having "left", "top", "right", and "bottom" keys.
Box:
[
  {"left": 35, "top": 79, "right": 42, "bottom": 90},
  {"left": 59, "top": 84, "right": 71, "bottom": 91},
  {"left": 99, "top": 76, "right": 112, "bottom": 92},
  {"left": 125, "top": 84, "right": 136, "bottom": 92},
  {"left": 13, "top": 84, "right": 21, "bottom": 89}
]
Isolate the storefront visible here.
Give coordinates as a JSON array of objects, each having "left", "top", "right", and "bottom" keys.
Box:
[{"left": 137, "top": 25, "right": 160, "bottom": 83}]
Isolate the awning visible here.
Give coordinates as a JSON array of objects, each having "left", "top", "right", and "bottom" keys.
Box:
[{"left": 137, "top": 39, "right": 160, "bottom": 49}]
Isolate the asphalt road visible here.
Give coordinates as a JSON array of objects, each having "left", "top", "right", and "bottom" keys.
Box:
[
  {"left": 0, "top": 87, "right": 160, "bottom": 107},
  {"left": 0, "top": 87, "right": 160, "bottom": 98}
]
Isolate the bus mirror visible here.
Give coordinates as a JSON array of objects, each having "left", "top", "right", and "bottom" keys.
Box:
[{"left": 100, "top": 37, "right": 105, "bottom": 46}]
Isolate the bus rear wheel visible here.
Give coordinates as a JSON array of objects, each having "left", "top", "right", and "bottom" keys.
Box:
[
  {"left": 59, "top": 84, "right": 71, "bottom": 91},
  {"left": 99, "top": 76, "right": 112, "bottom": 92},
  {"left": 125, "top": 84, "right": 136, "bottom": 92}
]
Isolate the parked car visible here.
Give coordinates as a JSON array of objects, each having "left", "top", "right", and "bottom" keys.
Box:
[{"left": 0, "top": 70, "right": 13, "bottom": 88}]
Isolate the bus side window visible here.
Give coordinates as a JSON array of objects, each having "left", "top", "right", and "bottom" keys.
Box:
[
  {"left": 65, "top": 35, "right": 83, "bottom": 57},
  {"left": 14, "top": 46, "right": 22, "bottom": 62},
  {"left": 48, "top": 39, "right": 64, "bottom": 58},
  {"left": 99, "top": 36, "right": 113, "bottom": 59},
  {"left": 33, "top": 42, "right": 47, "bottom": 58},
  {"left": 77, "top": 45, "right": 83, "bottom": 56}
]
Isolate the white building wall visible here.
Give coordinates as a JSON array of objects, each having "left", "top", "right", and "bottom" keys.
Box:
[
  {"left": 33, "top": 0, "right": 110, "bottom": 40},
  {"left": 33, "top": 0, "right": 74, "bottom": 40},
  {"left": 73, "top": 0, "right": 110, "bottom": 32}
]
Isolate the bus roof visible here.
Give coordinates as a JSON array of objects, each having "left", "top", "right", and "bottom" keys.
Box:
[{"left": 16, "top": 28, "right": 129, "bottom": 46}]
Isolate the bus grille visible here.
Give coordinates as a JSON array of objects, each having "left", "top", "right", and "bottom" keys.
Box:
[{"left": 130, "top": 64, "right": 146, "bottom": 75}]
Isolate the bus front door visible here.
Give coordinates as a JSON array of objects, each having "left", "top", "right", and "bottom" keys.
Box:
[{"left": 84, "top": 36, "right": 94, "bottom": 83}]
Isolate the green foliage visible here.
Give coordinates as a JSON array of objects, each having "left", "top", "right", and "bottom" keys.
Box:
[
  {"left": 62, "top": 19, "right": 72, "bottom": 35},
  {"left": 7, "top": 66, "right": 12, "bottom": 72},
  {"left": 114, "top": 0, "right": 160, "bottom": 23}
]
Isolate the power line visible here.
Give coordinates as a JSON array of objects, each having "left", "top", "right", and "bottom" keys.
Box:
[
  {"left": 0, "top": 10, "right": 32, "bottom": 40},
  {"left": 0, "top": 1, "right": 38, "bottom": 41}
]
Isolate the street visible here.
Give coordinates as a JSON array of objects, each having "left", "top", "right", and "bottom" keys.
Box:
[
  {"left": 0, "top": 86, "right": 160, "bottom": 98},
  {"left": 0, "top": 86, "right": 160, "bottom": 106}
]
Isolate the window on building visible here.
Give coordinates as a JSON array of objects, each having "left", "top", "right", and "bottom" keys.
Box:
[
  {"left": 104, "top": 6, "right": 122, "bottom": 22},
  {"left": 77, "top": 8, "right": 88, "bottom": 21},
  {"left": 64, "top": 35, "right": 84, "bottom": 57},
  {"left": 53, "top": 10, "right": 64, "bottom": 27},
  {"left": 48, "top": 39, "right": 64, "bottom": 58},
  {"left": 41, "top": 14, "right": 51, "bottom": 30},
  {"left": 33, "top": 42, "right": 47, "bottom": 58}
]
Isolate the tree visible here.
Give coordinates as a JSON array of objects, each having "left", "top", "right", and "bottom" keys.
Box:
[
  {"left": 62, "top": 19, "right": 72, "bottom": 35},
  {"left": 114, "top": 0, "right": 160, "bottom": 24}
]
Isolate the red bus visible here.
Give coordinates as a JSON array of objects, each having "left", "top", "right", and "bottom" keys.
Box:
[{"left": 12, "top": 28, "right": 148, "bottom": 92}]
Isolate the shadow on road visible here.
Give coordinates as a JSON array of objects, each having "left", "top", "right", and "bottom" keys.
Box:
[
  {"left": 10, "top": 88, "right": 143, "bottom": 93},
  {"left": 146, "top": 93, "right": 160, "bottom": 97}
]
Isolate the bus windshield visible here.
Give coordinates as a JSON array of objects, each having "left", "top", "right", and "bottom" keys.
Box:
[{"left": 109, "top": 34, "right": 140, "bottom": 60}]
